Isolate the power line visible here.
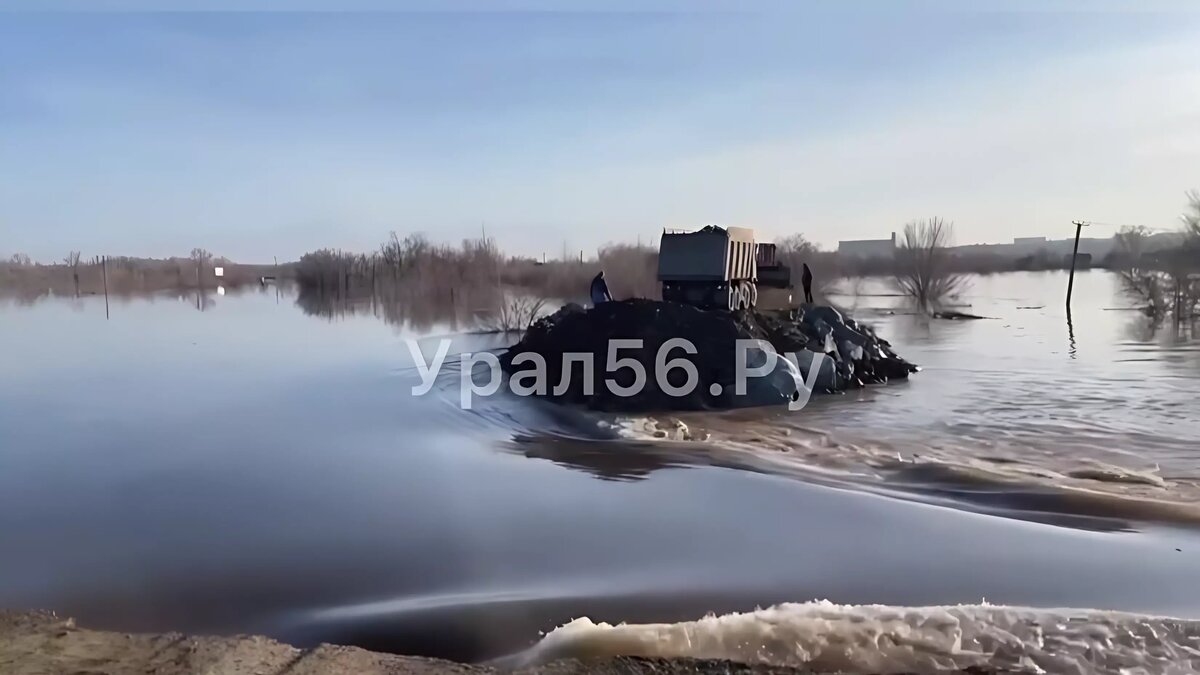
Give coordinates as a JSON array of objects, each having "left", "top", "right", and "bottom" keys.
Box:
[{"left": 1072, "top": 221, "right": 1178, "bottom": 233}]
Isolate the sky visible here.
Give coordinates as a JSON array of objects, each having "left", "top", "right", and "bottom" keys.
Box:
[{"left": 1, "top": 3, "right": 1199, "bottom": 262}]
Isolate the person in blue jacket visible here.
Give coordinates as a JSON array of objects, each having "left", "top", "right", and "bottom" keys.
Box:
[{"left": 590, "top": 270, "right": 613, "bottom": 305}]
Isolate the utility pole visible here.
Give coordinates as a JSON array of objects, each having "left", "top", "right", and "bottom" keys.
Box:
[
  {"left": 102, "top": 255, "right": 109, "bottom": 320},
  {"left": 1066, "top": 220, "right": 1089, "bottom": 309}
]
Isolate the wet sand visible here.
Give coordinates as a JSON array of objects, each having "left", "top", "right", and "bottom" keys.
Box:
[{"left": 0, "top": 610, "right": 1005, "bottom": 675}]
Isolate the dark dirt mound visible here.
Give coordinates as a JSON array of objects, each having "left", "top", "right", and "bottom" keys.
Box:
[
  {"left": 501, "top": 300, "right": 917, "bottom": 413},
  {"left": 499, "top": 299, "right": 752, "bottom": 412}
]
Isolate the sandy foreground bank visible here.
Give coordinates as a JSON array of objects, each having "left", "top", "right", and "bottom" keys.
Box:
[{"left": 0, "top": 610, "right": 1008, "bottom": 675}]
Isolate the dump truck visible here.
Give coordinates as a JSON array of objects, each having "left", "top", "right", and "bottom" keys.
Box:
[{"left": 657, "top": 225, "right": 791, "bottom": 311}]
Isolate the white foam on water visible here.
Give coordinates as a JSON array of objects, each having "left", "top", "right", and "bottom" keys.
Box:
[
  {"left": 611, "top": 412, "right": 1200, "bottom": 527},
  {"left": 508, "top": 601, "right": 1200, "bottom": 674}
]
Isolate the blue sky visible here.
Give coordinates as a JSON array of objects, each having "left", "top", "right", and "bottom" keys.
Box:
[{"left": 2, "top": 5, "right": 1199, "bottom": 262}]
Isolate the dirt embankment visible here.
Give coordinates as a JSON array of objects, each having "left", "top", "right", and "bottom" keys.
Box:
[
  {"left": 0, "top": 610, "right": 1008, "bottom": 675},
  {"left": 501, "top": 299, "right": 917, "bottom": 412}
]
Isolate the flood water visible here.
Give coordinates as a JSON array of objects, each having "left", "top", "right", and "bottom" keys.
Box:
[{"left": 2, "top": 271, "right": 1199, "bottom": 673}]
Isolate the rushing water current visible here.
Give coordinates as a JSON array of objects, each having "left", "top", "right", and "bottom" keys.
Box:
[{"left": 2, "top": 271, "right": 1199, "bottom": 673}]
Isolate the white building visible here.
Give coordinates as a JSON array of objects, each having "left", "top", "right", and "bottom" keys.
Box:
[
  {"left": 838, "top": 232, "right": 896, "bottom": 259},
  {"left": 1012, "top": 236, "right": 1048, "bottom": 253}
]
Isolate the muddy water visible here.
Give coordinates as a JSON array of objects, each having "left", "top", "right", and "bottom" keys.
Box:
[
  {"left": 1, "top": 272, "right": 1199, "bottom": 672},
  {"left": 678, "top": 272, "right": 1200, "bottom": 529}
]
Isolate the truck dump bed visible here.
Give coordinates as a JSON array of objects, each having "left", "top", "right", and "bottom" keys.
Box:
[{"left": 657, "top": 226, "right": 756, "bottom": 282}]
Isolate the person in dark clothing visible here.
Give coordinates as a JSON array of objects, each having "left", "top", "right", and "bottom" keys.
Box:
[
  {"left": 801, "top": 263, "right": 814, "bottom": 304},
  {"left": 590, "top": 270, "right": 613, "bottom": 305}
]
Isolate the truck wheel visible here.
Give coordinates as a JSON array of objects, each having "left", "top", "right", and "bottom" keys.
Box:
[{"left": 732, "top": 283, "right": 748, "bottom": 311}]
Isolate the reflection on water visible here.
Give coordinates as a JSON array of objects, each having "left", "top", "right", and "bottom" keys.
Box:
[
  {"left": 1067, "top": 306, "right": 1077, "bottom": 358},
  {"left": 504, "top": 435, "right": 691, "bottom": 483},
  {"left": 297, "top": 285, "right": 485, "bottom": 333},
  {"left": 1, "top": 270, "right": 1200, "bottom": 666},
  {"left": 293, "top": 282, "right": 561, "bottom": 335}
]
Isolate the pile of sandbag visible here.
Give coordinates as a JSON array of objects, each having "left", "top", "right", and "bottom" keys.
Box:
[{"left": 743, "top": 305, "right": 919, "bottom": 390}]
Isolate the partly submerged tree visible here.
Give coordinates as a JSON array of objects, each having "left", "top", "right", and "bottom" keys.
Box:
[
  {"left": 1170, "top": 190, "right": 1200, "bottom": 318},
  {"left": 1183, "top": 190, "right": 1200, "bottom": 241},
  {"left": 1113, "top": 226, "right": 1168, "bottom": 315},
  {"left": 63, "top": 251, "right": 82, "bottom": 295},
  {"left": 893, "top": 217, "right": 968, "bottom": 313},
  {"left": 1114, "top": 192, "right": 1200, "bottom": 320},
  {"left": 486, "top": 295, "right": 546, "bottom": 333}
]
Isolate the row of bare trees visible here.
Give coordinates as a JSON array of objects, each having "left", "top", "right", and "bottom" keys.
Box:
[
  {"left": 0, "top": 247, "right": 277, "bottom": 302},
  {"left": 292, "top": 224, "right": 964, "bottom": 316},
  {"left": 296, "top": 232, "right": 662, "bottom": 302},
  {"left": 295, "top": 233, "right": 503, "bottom": 294}
]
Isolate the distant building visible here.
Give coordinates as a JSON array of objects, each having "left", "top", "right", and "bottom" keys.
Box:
[
  {"left": 834, "top": 230, "right": 1184, "bottom": 264},
  {"left": 838, "top": 232, "right": 896, "bottom": 259},
  {"left": 1012, "top": 236, "right": 1048, "bottom": 252},
  {"left": 951, "top": 235, "right": 1119, "bottom": 261}
]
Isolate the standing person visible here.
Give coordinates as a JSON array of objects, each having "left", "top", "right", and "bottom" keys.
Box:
[
  {"left": 590, "top": 270, "right": 613, "bottom": 306},
  {"left": 801, "top": 263, "right": 814, "bottom": 304}
]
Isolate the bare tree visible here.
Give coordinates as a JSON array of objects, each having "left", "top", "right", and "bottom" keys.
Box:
[
  {"left": 486, "top": 295, "right": 547, "bottom": 333},
  {"left": 1159, "top": 192, "right": 1200, "bottom": 318},
  {"left": 190, "top": 248, "right": 212, "bottom": 289},
  {"left": 1114, "top": 193, "right": 1200, "bottom": 320},
  {"left": 8, "top": 253, "right": 33, "bottom": 266},
  {"left": 63, "top": 251, "right": 82, "bottom": 296},
  {"left": 1173, "top": 191, "right": 1200, "bottom": 318},
  {"left": 597, "top": 241, "right": 658, "bottom": 299},
  {"left": 1183, "top": 190, "right": 1200, "bottom": 240},
  {"left": 775, "top": 233, "right": 841, "bottom": 299},
  {"left": 893, "top": 217, "right": 968, "bottom": 313},
  {"left": 776, "top": 233, "right": 819, "bottom": 259},
  {"left": 1114, "top": 226, "right": 1168, "bottom": 314}
]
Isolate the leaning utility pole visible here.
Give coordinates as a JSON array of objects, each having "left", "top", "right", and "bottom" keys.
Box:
[
  {"left": 102, "top": 255, "right": 110, "bottom": 320},
  {"left": 1066, "top": 220, "right": 1089, "bottom": 309}
]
